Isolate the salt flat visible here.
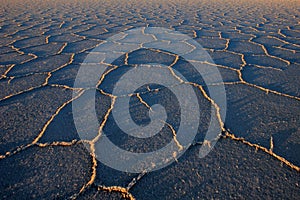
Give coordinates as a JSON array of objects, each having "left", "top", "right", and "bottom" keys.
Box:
[{"left": 0, "top": 0, "right": 299, "bottom": 199}]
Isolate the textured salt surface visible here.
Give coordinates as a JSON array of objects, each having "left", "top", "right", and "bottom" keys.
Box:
[{"left": 0, "top": 0, "right": 299, "bottom": 199}]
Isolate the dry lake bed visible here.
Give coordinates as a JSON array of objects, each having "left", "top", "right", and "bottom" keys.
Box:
[{"left": 0, "top": 0, "right": 300, "bottom": 199}]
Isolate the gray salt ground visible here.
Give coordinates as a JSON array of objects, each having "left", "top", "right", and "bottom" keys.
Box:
[{"left": 0, "top": 0, "right": 299, "bottom": 199}]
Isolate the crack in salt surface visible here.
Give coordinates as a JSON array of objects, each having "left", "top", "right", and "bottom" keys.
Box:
[
  {"left": 95, "top": 185, "right": 135, "bottom": 200},
  {"left": 222, "top": 130, "right": 300, "bottom": 172}
]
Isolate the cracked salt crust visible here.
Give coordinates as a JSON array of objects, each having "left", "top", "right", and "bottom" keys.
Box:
[{"left": 0, "top": 0, "right": 299, "bottom": 199}]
